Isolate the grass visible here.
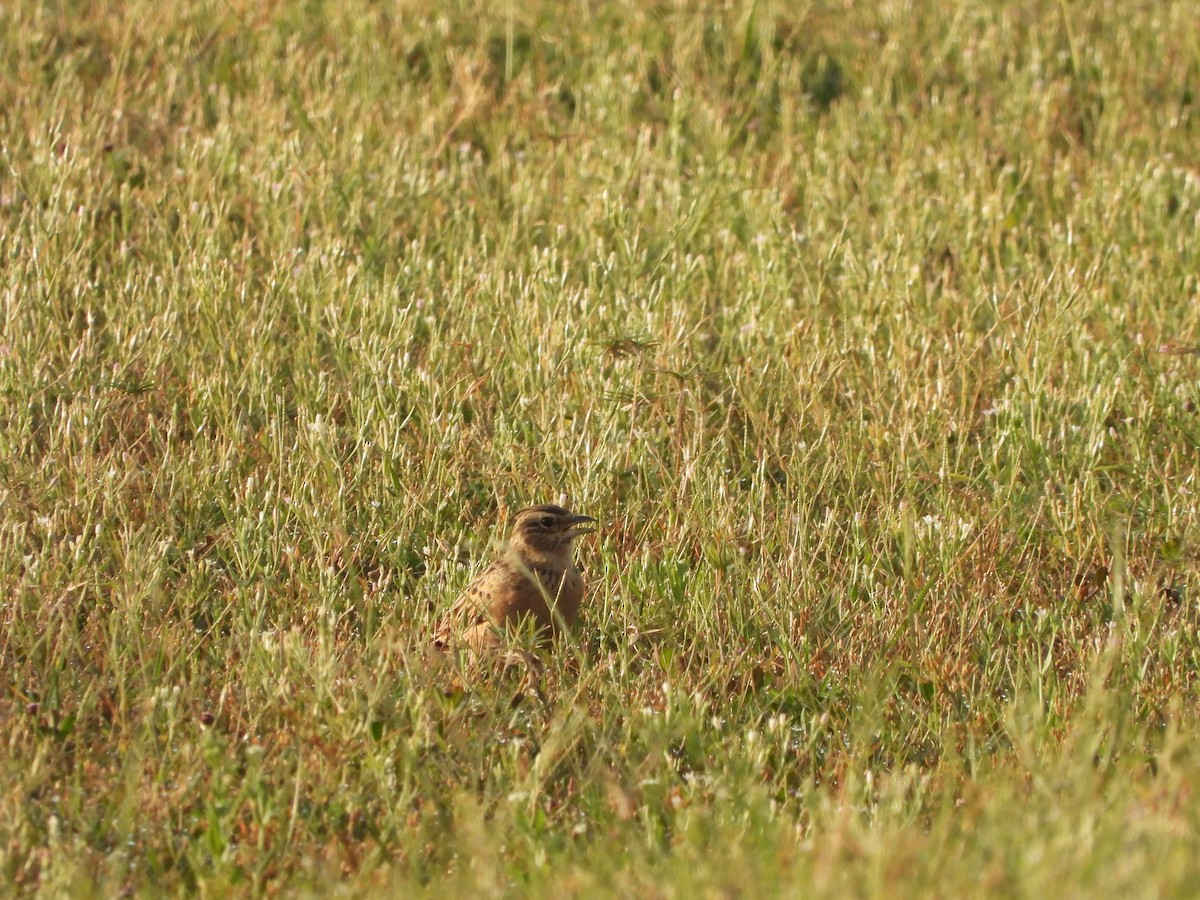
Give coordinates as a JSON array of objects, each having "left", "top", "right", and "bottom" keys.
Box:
[{"left": 2, "top": 0, "right": 1200, "bottom": 894}]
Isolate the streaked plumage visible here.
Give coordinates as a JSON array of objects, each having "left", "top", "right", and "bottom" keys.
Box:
[{"left": 434, "top": 504, "right": 597, "bottom": 652}]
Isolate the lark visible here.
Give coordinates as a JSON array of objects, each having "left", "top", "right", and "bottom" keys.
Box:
[{"left": 433, "top": 504, "right": 598, "bottom": 653}]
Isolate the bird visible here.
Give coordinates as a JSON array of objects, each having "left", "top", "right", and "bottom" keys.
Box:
[{"left": 433, "top": 503, "right": 598, "bottom": 654}]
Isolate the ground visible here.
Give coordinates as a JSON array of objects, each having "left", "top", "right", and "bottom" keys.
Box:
[{"left": 2, "top": 0, "right": 1200, "bottom": 895}]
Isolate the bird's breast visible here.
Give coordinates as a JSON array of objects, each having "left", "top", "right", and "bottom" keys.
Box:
[{"left": 531, "top": 564, "right": 584, "bottom": 629}]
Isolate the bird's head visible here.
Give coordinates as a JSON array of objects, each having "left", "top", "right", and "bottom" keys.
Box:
[{"left": 507, "top": 503, "right": 597, "bottom": 564}]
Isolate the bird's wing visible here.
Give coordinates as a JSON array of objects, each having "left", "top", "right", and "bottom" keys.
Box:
[{"left": 432, "top": 561, "right": 505, "bottom": 648}]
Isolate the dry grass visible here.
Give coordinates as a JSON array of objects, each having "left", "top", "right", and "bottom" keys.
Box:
[{"left": 3, "top": 0, "right": 1200, "bottom": 894}]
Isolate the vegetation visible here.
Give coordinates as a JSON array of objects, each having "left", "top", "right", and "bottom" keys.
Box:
[{"left": 3, "top": 0, "right": 1200, "bottom": 894}]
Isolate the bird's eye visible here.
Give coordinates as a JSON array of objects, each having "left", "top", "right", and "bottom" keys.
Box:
[{"left": 539, "top": 517, "right": 555, "bottom": 528}]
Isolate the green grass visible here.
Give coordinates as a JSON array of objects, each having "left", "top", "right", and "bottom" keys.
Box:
[{"left": 3, "top": 0, "right": 1200, "bottom": 894}]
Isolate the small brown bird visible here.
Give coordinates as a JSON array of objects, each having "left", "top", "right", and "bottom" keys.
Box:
[{"left": 434, "top": 504, "right": 598, "bottom": 653}]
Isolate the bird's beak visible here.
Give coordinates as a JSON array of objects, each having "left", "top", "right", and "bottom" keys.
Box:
[{"left": 564, "top": 514, "right": 598, "bottom": 536}]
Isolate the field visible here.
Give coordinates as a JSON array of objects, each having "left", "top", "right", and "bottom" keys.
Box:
[{"left": 3, "top": 0, "right": 1200, "bottom": 894}]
